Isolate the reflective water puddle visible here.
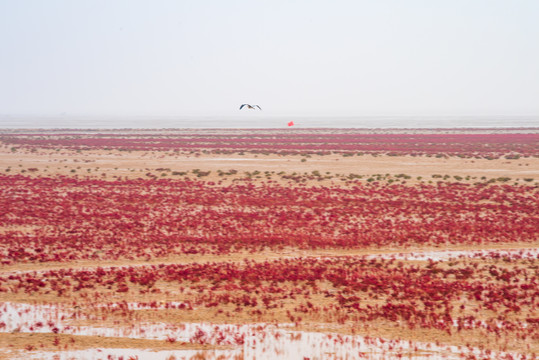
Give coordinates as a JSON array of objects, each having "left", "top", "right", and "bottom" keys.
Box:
[{"left": 0, "top": 302, "right": 527, "bottom": 359}]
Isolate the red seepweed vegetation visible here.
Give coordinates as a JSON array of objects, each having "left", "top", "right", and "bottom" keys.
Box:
[
  {"left": 2, "top": 132, "right": 538, "bottom": 159},
  {"left": 0, "top": 254, "right": 537, "bottom": 348},
  {"left": 0, "top": 175, "right": 536, "bottom": 263},
  {"left": 0, "top": 128, "right": 536, "bottom": 358}
]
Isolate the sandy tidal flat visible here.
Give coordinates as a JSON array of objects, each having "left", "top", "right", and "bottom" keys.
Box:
[{"left": 0, "top": 129, "right": 537, "bottom": 359}]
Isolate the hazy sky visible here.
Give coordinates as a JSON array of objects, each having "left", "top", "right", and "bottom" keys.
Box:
[{"left": 1, "top": 0, "right": 538, "bottom": 117}]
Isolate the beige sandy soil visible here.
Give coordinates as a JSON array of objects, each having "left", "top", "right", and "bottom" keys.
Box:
[
  {"left": 1, "top": 146, "right": 537, "bottom": 184},
  {"left": 0, "top": 333, "right": 225, "bottom": 352},
  {"left": 0, "top": 242, "right": 536, "bottom": 275}
]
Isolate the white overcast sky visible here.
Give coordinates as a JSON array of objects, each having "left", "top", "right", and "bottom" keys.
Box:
[{"left": 1, "top": 0, "right": 538, "bottom": 117}]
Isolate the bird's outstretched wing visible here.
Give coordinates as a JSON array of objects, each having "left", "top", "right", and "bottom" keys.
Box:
[
  {"left": 255, "top": 105, "right": 262, "bottom": 110},
  {"left": 240, "top": 104, "right": 248, "bottom": 110}
]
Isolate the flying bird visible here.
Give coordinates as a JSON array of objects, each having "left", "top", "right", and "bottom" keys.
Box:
[{"left": 240, "top": 104, "right": 262, "bottom": 110}]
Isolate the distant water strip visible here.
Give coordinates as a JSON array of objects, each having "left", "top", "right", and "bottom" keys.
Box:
[{"left": 0, "top": 115, "right": 538, "bottom": 129}]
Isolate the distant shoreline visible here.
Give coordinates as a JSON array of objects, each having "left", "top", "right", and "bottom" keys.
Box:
[
  {"left": 1, "top": 127, "right": 538, "bottom": 134},
  {"left": 1, "top": 115, "right": 538, "bottom": 130}
]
